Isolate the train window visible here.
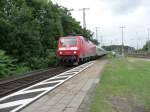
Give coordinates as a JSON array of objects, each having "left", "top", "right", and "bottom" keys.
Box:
[
  {"left": 60, "top": 37, "right": 77, "bottom": 46},
  {"left": 84, "top": 38, "right": 88, "bottom": 42}
]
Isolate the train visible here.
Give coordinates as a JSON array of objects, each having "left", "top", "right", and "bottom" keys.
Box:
[{"left": 56, "top": 35, "right": 107, "bottom": 65}]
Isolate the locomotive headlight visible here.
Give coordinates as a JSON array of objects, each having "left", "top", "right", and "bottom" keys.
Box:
[
  {"left": 59, "top": 51, "right": 63, "bottom": 55},
  {"left": 73, "top": 51, "right": 77, "bottom": 54}
]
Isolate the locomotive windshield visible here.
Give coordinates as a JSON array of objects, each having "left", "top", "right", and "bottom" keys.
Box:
[{"left": 60, "top": 37, "right": 77, "bottom": 46}]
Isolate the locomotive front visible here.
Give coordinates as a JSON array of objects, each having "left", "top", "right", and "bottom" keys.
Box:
[{"left": 57, "top": 36, "right": 80, "bottom": 64}]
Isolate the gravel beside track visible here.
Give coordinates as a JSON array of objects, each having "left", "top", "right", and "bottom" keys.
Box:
[{"left": 0, "top": 67, "right": 72, "bottom": 98}]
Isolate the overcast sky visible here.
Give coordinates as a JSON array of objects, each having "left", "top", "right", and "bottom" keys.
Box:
[{"left": 52, "top": 0, "right": 150, "bottom": 48}]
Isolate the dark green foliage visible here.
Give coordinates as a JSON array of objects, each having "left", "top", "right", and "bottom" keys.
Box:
[
  {"left": 0, "top": 50, "right": 15, "bottom": 77},
  {"left": 15, "top": 65, "right": 30, "bottom": 75},
  {"left": 0, "top": 0, "right": 95, "bottom": 75},
  {"left": 29, "top": 57, "right": 49, "bottom": 69},
  {"left": 142, "top": 41, "right": 150, "bottom": 51},
  {"left": 48, "top": 49, "right": 57, "bottom": 66}
]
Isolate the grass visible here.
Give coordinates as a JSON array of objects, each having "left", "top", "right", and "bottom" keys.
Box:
[{"left": 90, "top": 58, "right": 150, "bottom": 112}]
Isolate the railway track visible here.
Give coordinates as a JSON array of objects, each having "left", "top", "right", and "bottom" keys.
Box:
[{"left": 0, "top": 67, "right": 72, "bottom": 98}]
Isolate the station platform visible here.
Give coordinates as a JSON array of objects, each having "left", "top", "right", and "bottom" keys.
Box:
[{"left": 21, "top": 59, "right": 107, "bottom": 112}]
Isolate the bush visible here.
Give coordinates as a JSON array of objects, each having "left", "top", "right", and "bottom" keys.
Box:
[
  {"left": 48, "top": 49, "right": 57, "bottom": 66},
  {"left": 0, "top": 50, "right": 15, "bottom": 77},
  {"left": 0, "top": 49, "right": 57, "bottom": 78},
  {"left": 15, "top": 66, "right": 31, "bottom": 75},
  {"left": 28, "top": 49, "right": 58, "bottom": 69},
  {"left": 29, "top": 57, "right": 49, "bottom": 69}
]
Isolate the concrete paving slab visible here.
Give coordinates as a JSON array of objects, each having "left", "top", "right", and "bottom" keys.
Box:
[{"left": 63, "top": 107, "right": 77, "bottom": 112}]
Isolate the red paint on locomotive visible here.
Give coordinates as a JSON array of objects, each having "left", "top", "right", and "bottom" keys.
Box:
[{"left": 57, "top": 36, "right": 96, "bottom": 64}]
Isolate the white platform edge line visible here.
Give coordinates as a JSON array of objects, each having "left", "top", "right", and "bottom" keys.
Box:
[{"left": 0, "top": 98, "right": 33, "bottom": 109}]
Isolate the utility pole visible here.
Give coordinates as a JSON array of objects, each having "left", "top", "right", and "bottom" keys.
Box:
[
  {"left": 136, "top": 32, "right": 139, "bottom": 53},
  {"left": 100, "top": 35, "right": 103, "bottom": 47},
  {"left": 79, "top": 8, "right": 90, "bottom": 29},
  {"left": 137, "top": 39, "right": 139, "bottom": 51},
  {"left": 95, "top": 27, "right": 100, "bottom": 41},
  {"left": 147, "top": 28, "right": 150, "bottom": 52},
  {"left": 111, "top": 40, "right": 113, "bottom": 51},
  {"left": 120, "top": 26, "right": 126, "bottom": 56}
]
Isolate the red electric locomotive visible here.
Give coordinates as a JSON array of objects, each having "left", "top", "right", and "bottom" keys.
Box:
[{"left": 57, "top": 36, "right": 96, "bottom": 65}]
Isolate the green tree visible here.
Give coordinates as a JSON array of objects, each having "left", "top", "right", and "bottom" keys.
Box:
[
  {"left": 0, "top": 50, "right": 15, "bottom": 77},
  {"left": 142, "top": 41, "right": 150, "bottom": 51},
  {"left": 0, "top": 0, "right": 95, "bottom": 70}
]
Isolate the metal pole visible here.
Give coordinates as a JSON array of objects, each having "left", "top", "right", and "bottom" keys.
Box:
[
  {"left": 147, "top": 28, "right": 150, "bottom": 52},
  {"left": 136, "top": 32, "right": 138, "bottom": 53},
  {"left": 95, "top": 27, "right": 100, "bottom": 42},
  {"left": 83, "top": 9, "right": 86, "bottom": 28},
  {"left": 137, "top": 39, "right": 139, "bottom": 51},
  {"left": 79, "top": 8, "right": 90, "bottom": 29},
  {"left": 101, "top": 35, "right": 103, "bottom": 47},
  {"left": 120, "top": 26, "right": 126, "bottom": 56},
  {"left": 111, "top": 40, "right": 113, "bottom": 51},
  {"left": 96, "top": 27, "right": 97, "bottom": 40},
  {"left": 95, "top": 27, "right": 98, "bottom": 41}
]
